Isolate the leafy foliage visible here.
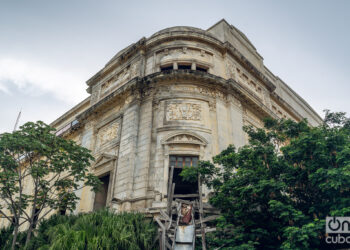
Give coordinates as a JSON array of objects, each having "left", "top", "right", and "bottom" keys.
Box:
[
  {"left": 181, "top": 112, "right": 350, "bottom": 249},
  {"left": 0, "top": 210, "right": 157, "bottom": 250},
  {"left": 0, "top": 224, "right": 15, "bottom": 249},
  {"left": 0, "top": 121, "right": 101, "bottom": 249}
]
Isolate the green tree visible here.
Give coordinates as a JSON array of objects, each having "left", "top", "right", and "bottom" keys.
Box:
[
  {"left": 0, "top": 121, "right": 100, "bottom": 249},
  {"left": 181, "top": 111, "right": 350, "bottom": 249}
]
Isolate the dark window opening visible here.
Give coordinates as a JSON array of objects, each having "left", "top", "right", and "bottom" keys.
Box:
[
  {"left": 93, "top": 174, "right": 110, "bottom": 211},
  {"left": 59, "top": 207, "right": 66, "bottom": 215},
  {"left": 196, "top": 66, "right": 208, "bottom": 72},
  {"left": 33, "top": 208, "right": 40, "bottom": 229},
  {"left": 178, "top": 64, "right": 192, "bottom": 70},
  {"left": 59, "top": 196, "right": 68, "bottom": 215},
  {"left": 169, "top": 155, "right": 199, "bottom": 196},
  {"left": 11, "top": 216, "right": 16, "bottom": 226},
  {"left": 161, "top": 65, "right": 173, "bottom": 71}
]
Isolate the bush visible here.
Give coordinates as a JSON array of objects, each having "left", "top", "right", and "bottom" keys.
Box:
[
  {"left": 0, "top": 210, "right": 157, "bottom": 250},
  {"left": 0, "top": 225, "right": 28, "bottom": 250},
  {"left": 0, "top": 225, "right": 14, "bottom": 249}
]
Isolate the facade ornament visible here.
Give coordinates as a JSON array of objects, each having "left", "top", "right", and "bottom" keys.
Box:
[
  {"left": 166, "top": 103, "right": 201, "bottom": 121},
  {"left": 96, "top": 121, "right": 120, "bottom": 150},
  {"left": 208, "top": 100, "right": 216, "bottom": 111}
]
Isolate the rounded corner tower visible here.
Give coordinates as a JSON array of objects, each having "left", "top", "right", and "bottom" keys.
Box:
[{"left": 50, "top": 19, "right": 322, "bottom": 214}]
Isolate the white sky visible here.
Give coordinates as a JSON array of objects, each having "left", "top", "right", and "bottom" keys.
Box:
[{"left": 0, "top": 0, "right": 349, "bottom": 133}]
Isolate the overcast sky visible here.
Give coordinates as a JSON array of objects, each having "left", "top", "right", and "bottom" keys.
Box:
[{"left": 0, "top": 0, "right": 349, "bottom": 133}]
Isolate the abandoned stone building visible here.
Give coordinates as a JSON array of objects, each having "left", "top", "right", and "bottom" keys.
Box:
[{"left": 42, "top": 19, "right": 322, "bottom": 215}]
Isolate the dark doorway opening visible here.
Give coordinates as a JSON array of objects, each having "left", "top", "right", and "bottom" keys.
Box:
[
  {"left": 93, "top": 174, "right": 110, "bottom": 211},
  {"left": 169, "top": 155, "right": 199, "bottom": 196}
]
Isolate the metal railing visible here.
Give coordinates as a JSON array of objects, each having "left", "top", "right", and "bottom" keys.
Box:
[{"left": 55, "top": 119, "right": 79, "bottom": 137}]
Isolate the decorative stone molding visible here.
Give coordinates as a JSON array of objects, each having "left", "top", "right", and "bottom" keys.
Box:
[
  {"left": 208, "top": 100, "right": 216, "bottom": 111},
  {"left": 92, "top": 153, "right": 118, "bottom": 170},
  {"left": 270, "top": 100, "right": 292, "bottom": 120},
  {"left": 159, "top": 84, "right": 225, "bottom": 101},
  {"left": 236, "top": 66, "right": 263, "bottom": 99},
  {"left": 161, "top": 131, "right": 208, "bottom": 146},
  {"left": 90, "top": 88, "right": 100, "bottom": 105},
  {"left": 166, "top": 103, "right": 201, "bottom": 121},
  {"left": 225, "top": 58, "right": 236, "bottom": 80},
  {"left": 156, "top": 126, "right": 211, "bottom": 134},
  {"left": 95, "top": 119, "right": 120, "bottom": 150},
  {"left": 101, "top": 63, "right": 139, "bottom": 95}
]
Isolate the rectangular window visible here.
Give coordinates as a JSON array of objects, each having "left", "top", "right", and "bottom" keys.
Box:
[{"left": 169, "top": 155, "right": 199, "bottom": 168}]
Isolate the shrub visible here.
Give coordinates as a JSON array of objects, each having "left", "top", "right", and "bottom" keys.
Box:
[{"left": 0, "top": 210, "right": 157, "bottom": 250}]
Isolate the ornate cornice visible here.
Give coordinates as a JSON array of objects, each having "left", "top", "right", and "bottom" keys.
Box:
[{"left": 78, "top": 70, "right": 284, "bottom": 124}]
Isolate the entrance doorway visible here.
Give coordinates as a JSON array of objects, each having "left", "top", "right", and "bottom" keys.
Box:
[
  {"left": 169, "top": 155, "right": 199, "bottom": 195},
  {"left": 93, "top": 174, "right": 110, "bottom": 211}
]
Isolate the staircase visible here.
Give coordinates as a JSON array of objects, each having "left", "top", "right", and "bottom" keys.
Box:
[{"left": 155, "top": 166, "right": 219, "bottom": 250}]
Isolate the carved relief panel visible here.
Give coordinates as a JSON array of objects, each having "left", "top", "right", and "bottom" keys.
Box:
[
  {"left": 81, "top": 128, "right": 93, "bottom": 150},
  {"left": 157, "top": 96, "right": 211, "bottom": 130},
  {"left": 95, "top": 119, "right": 121, "bottom": 152},
  {"left": 100, "top": 62, "right": 139, "bottom": 97},
  {"left": 166, "top": 103, "right": 201, "bottom": 121}
]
